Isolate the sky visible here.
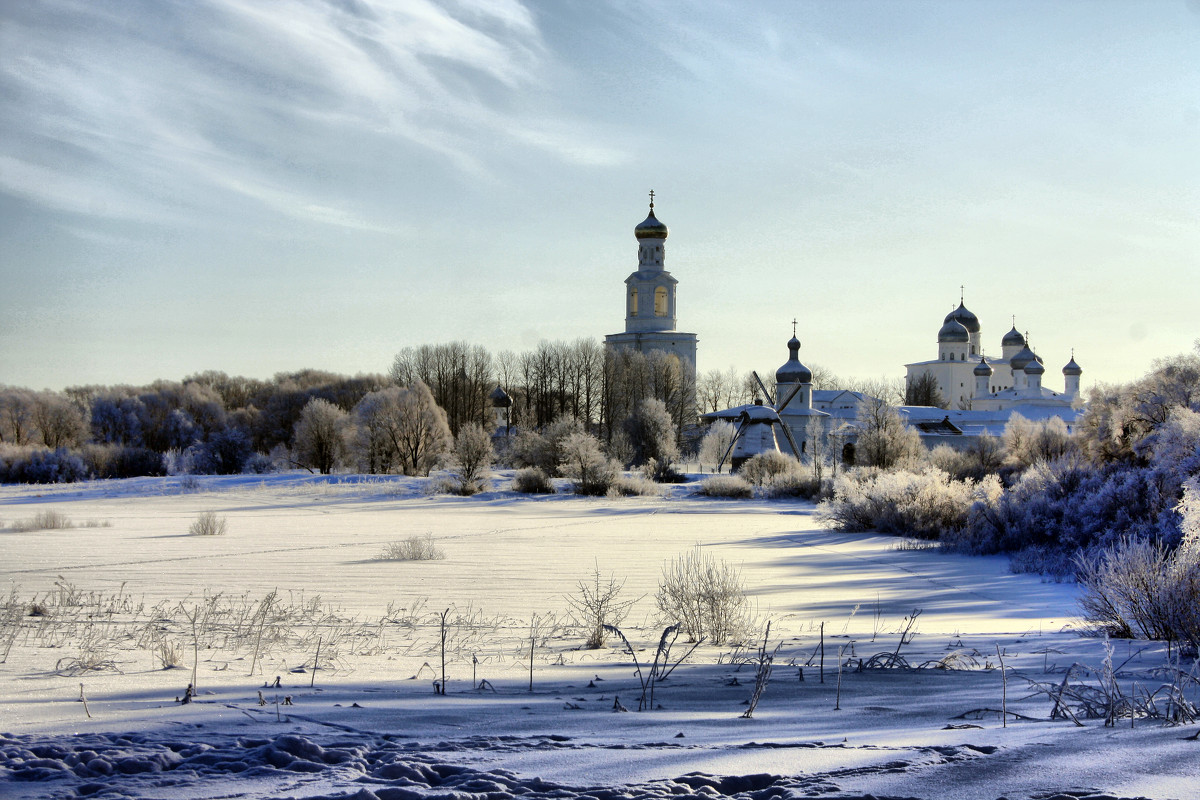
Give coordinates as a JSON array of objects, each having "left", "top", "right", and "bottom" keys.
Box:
[{"left": 1, "top": 0, "right": 1198, "bottom": 393}]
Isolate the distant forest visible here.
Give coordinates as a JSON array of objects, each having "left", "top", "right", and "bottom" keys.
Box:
[{"left": 0, "top": 339, "right": 719, "bottom": 482}]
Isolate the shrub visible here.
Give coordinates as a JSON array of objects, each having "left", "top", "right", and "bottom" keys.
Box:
[
  {"left": 0, "top": 446, "right": 88, "bottom": 484},
  {"left": 188, "top": 511, "right": 228, "bottom": 536},
  {"left": 512, "top": 417, "right": 584, "bottom": 476},
  {"left": 512, "top": 467, "right": 555, "bottom": 494},
  {"left": 378, "top": 533, "right": 445, "bottom": 561},
  {"left": 699, "top": 475, "right": 752, "bottom": 499},
  {"left": 738, "top": 451, "right": 797, "bottom": 486},
  {"left": 10, "top": 510, "right": 74, "bottom": 532},
  {"left": 608, "top": 473, "right": 660, "bottom": 497},
  {"left": 655, "top": 545, "right": 750, "bottom": 645},
  {"left": 81, "top": 444, "right": 165, "bottom": 479},
  {"left": 818, "top": 468, "right": 998, "bottom": 541},
  {"left": 1076, "top": 537, "right": 1200, "bottom": 649},
  {"left": 559, "top": 432, "right": 618, "bottom": 496},
  {"left": 565, "top": 566, "right": 639, "bottom": 649},
  {"left": 950, "top": 460, "right": 1185, "bottom": 558},
  {"left": 761, "top": 468, "right": 825, "bottom": 500},
  {"left": 189, "top": 428, "right": 253, "bottom": 475}
]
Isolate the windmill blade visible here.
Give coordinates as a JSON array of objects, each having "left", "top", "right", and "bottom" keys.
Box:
[
  {"left": 777, "top": 382, "right": 803, "bottom": 412},
  {"left": 776, "top": 419, "right": 803, "bottom": 459},
  {"left": 716, "top": 418, "right": 749, "bottom": 472},
  {"left": 751, "top": 371, "right": 775, "bottom": 405}
]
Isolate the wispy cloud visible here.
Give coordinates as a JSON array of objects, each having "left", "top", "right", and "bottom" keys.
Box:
[{"left": 0, "top": 0, "right": 619, "bottom": 228}]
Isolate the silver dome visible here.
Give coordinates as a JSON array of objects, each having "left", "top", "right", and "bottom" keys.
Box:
[
  {"left": 775, "top": 335, "right": 813, "bottom": 384},
  {"left": 943, "top": 301, "right": 981, "bottom": 334},
  {"left": 938, "top": 318, "right": 970, "bottom": 343}
]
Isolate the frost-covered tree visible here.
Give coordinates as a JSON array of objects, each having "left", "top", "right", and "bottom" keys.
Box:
[
  {"left": 697, "top": 420, "right": 736, "bottom": 472},
  {"left": 292, "top": 398, "right": 348, "bottom": 474},
  {"left": 1002, "top": 413, "right": 1076, "bottom": 470},
  {"left": 855, "top": 397, "right": 922, "bottom": 469},
  {"left": 559, "top": 431, "right": 617, "bottom": 495},
  {"left": 391, "top": 381, "right": 452, "bottom": 476},
  {"left": 449, "top": 422, "right": 494, "bottom": 494},
  {"left": 32, "top": 392, "right": 88, "bottom": 449},
  {"left": 623, "top": 398, "right": 679, "bottom": 479}
]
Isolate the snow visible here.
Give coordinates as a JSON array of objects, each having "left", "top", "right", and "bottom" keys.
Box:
[{"left": 1, "top": 472, "right": 1197, "bottom": 800}]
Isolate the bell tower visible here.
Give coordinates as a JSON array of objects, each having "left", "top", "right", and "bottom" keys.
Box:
[{"left": 605, "top": 191, "right": 698, "bottom": 376}]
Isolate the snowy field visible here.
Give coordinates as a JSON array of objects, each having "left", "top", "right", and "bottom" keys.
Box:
[{"left": 1, "top": 472, "right": 1197, "bottom": 800}]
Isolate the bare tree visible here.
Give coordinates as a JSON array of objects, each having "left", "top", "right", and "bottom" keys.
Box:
[{"left": 905, "top": 371, "right": 945, "bottom": 408}]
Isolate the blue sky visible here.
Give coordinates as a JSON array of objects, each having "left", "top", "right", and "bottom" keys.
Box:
[{"left": 1, "top": 0, "right": 1197, "bottom": 392}]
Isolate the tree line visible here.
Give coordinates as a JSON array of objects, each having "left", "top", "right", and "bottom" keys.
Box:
[{"left": 0, "top": 339, "right": 712, "bottom": 482}]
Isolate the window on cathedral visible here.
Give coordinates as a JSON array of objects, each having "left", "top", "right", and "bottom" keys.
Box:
[
  {"left": 654, "top": 286, "right": 668, "bottom": 316},
  {"left": 629, "top": 289, "right": 638, "bottom": 316},
  {"left": 949, "top": 353, "right": 955, "bottom": 361}
]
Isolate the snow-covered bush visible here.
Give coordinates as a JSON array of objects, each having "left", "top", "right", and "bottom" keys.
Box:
[
  {"left": 511, "top": 416, "right": 584, "bottom": 477},
  {"left": 1075, "top": 534, "right": 1200, "bottom": 650},
  {"left": 188, "top": 428, "right": 253, "bottom": 475},
  {"left": 0, "top": 445, "right": 88, "bottom": 484},
  {"left": 377, "top": 533, "right": 445, "bottom": 561},
  {"left": 656, "top": 545, "right": 750, "bottom": 645},
  {"left": 739, "top": 451, "right": 797, "bottom": 486},
  {"left": 188, "top": 511, "right": 227, "bottom": 536},
  {"left": 79, "top": 444, "right": 164, "bottom": 479},
  {"left": 560, "top": 432, "right": 619, "bottom": 496},
  {"left": 608, "top": 473, "right": 660, "bottom": 497},
  {"left": 818, "top": 468, "right": 998, "bottom": 541},
  {"left": 951, "top": 459, "right": 1186, "bottom": 562},
  {"left": 699, "top": 475, "right": 752, "bottom": 499},
  {"left": 511, "top": 467, "right": 554, "bottom": 494}
]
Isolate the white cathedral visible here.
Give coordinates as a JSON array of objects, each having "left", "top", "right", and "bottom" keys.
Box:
[{"left": 904, "top": 299, "right": 1082, "bottom": 413}]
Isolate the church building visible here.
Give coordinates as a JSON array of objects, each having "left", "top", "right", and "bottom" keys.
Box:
[
  {"left": 905, "top": 298, "right": 1082, "bottom": 412},
  {"left": 604, "top": 194, "right": 699, "bottom": 380}
]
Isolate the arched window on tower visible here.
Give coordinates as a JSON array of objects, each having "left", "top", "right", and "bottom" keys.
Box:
[
  {"left": 654, "top": 286, "right": 668, "bottom": 316},
  {"left": 629, "top": 289, "right": 638, "bottom": 316}
]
